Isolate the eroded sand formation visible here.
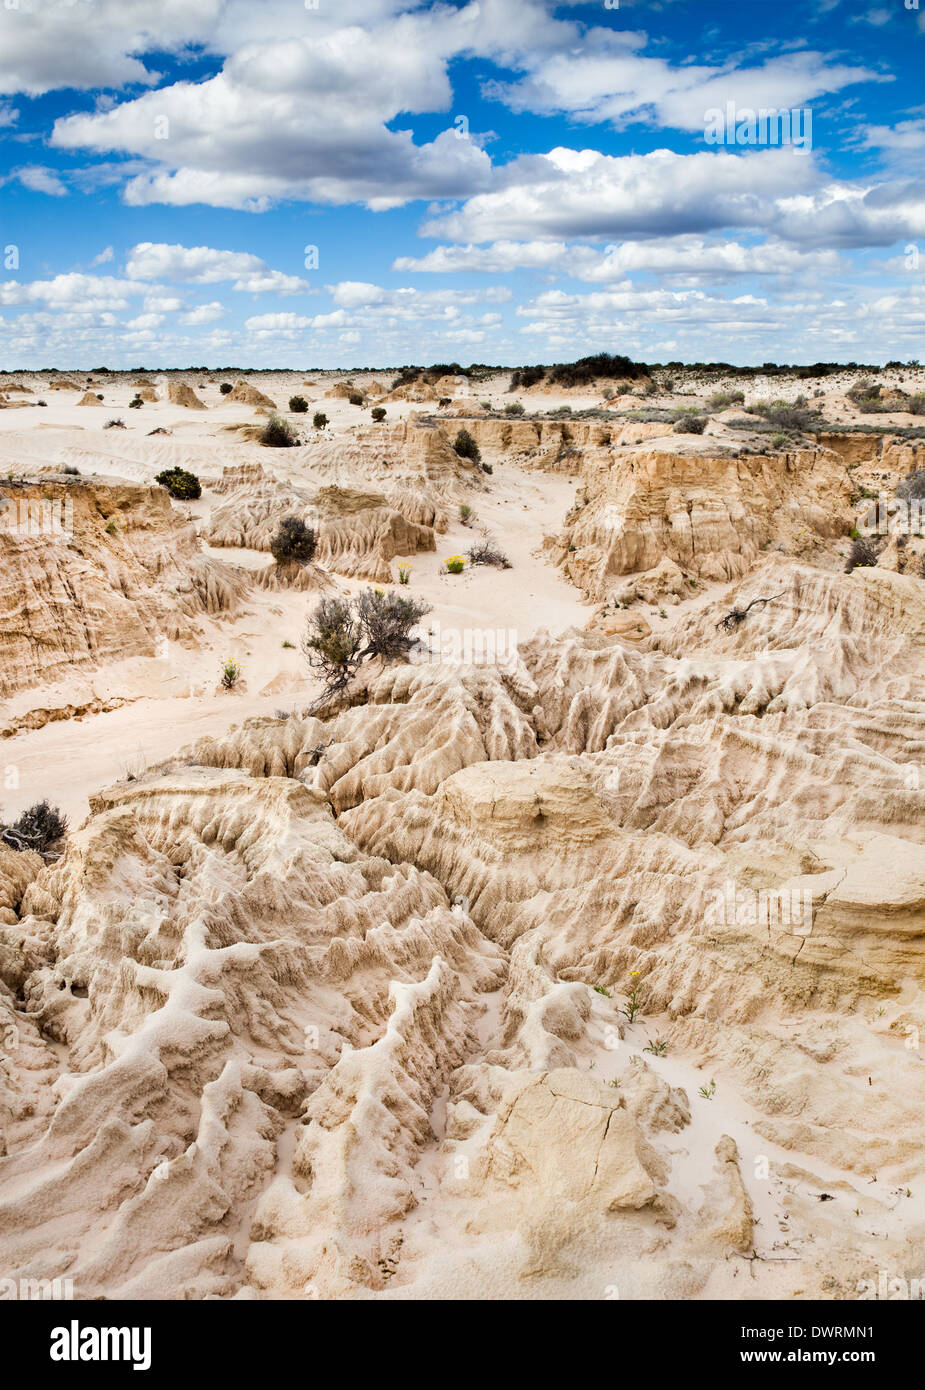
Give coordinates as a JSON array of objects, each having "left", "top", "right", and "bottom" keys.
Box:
[{"left": 0, "top": 367, "right": 923, "bottom": 1301}]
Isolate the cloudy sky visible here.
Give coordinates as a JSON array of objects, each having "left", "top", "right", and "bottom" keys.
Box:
[{"left": 0, "top": 0, "right": 923, "bottom": 368}]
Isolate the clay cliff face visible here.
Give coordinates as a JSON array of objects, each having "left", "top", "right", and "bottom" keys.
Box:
[{"left": 0, "top": 479, "right": 245, "bottom": 697}]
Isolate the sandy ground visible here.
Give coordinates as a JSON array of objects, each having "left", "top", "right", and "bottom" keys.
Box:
[{"left": 0, "top": 380, "right": 598, "bottom": 824}]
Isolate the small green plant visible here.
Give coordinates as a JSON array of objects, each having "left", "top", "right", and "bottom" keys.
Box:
[
  {"left": 504, "top": 401, "right": 525, "bottom": 416},
  {"left": 220, "top": 382, "right": 233, "bottom": 394},
  {"left": 348, "top": 391, "right": 365, "bottom": 406},
  {"left": 289, "top": 395, "right": 309, "bottom": 413},
  {"left": 105, "top": 519, "right": 118, "bottom": 536},
  {"left": 659, "top": 607, "right": 667, "bottom": 618},
  {"left": 281, "top": 639, "right": 295, "bottom": 649},
  {"left": 623, "top": 971, "right": 643, "bottom": 1022},
  {"left": 592, "top": 984, "right": 611, "bottom": 997},
  {"left": 221, "top": 657, "right": 242, "bottom": 689},
  {"left": 445, "top": 554, "right": 465, "bottom": 574},
  {"left": 607, "top": 1078, "right": 621, "bottom": 1089},
  {"left": 459, "top": 503, "right": 475, "bottom": 526},
  {"left": 397, "top": 562, "right": 411, "bottom": 585},
  {"left": 129, "top": 396, "right": 143, "bottom": 409},
  {"left": 312, "top": 411, "right": 328, "bottom": 429},
  {"left": 371, "top": 406, "right": 387, "bottom": 422},
  {"left": 644, "top": 1038, "right": 668, "bottom": 1056},
  {"left": 698, "top": 1079, "right": 716, "bottom": 1100}
]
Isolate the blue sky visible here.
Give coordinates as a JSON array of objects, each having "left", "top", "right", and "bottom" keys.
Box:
[{"left": 0, "top": 0, "right": 923, "bottom": 368}]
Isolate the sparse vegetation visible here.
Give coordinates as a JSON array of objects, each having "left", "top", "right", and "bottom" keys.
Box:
[
  {"left": 673, "top": 414, "right": 707, "bottom": 434},
  {"left": 302, "top": 588, "right": 431, "bottom": 705},
  {"left": 897, "top": 469, "right": 925, "bottom": 502},
  {"left": 312, "top": 411, "right": 328, "bottom": 430},
  {"left": 1, "top": 800, "right": 68, "bottom": 858},
  {"left": 749, "top": 401, "right": 826, "bottom": 433},
  {"left": 288, "top": 395, "right": 309, "bottom": 413},
  {"left": 707, "top": 389, "right": 745, "bottom": 411},
  {"left": 453, "top": 428, "right": 481, "bottom": 464},
  {"left": 155, "top": 466, "right": 201, "bottom": 500},
  {"left": 467, "top": 535, "right": 511, "bottom": 569},
  {"left": 220, "top": 382, "right": 233, "bottom": 394},
  {"left": 459, "top": 503, "right": 475, "bottom": 526},
  {"left": 269, "top": 515, "right": 317, "bottom": 567},
  {"left": 348, "top": 391, "right": 365, "bottom": 406},
  {"left": 623, "top": 972, "right": 644, "bottom": 1023},
  {"left": 221, "top": 657, "right": 242, "bottom": 689},
  {"left": 259, "top": 413, "right": 299, "bottom": 448},
  {"left": 371, "top": 406, "right": 386, "bottom": 422},
  {"left": 845, "top": 536, "right": 880, "bottom": 573},
  {"left": 103, "top": 418, "right": 126, "bottom": 429}
]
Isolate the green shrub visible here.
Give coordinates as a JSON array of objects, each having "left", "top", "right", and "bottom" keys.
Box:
[
  {"left": 348, "top": 392, "right": 365, "bottom": 406},
  {"left": 289, "top": 395, "right": 309, "bottom": 413},
  {"left": 673, "top": 415, "right": 707, "bottom": 434},
  {"left": 454, "top": 428, "right": 481, "bottom": 463},
  {"left": 313, "top": 411, "right": 328, "bottom": 429},
  {"left": 156, "top": 466, "right": 202, "bottom": 500},
  {"left": 259, "top": 413, "right": 299, "bottom": 448},
  {"left": 220, "top": 382, "right": 233, "bottom": 394},
  {"left": 509, "top": 366, "right": 545, "bottom": 390},
  {"left": 707, "top": 389, "right": 745, "bottom": 411},
  {"left": 504, "top": 401, "right": 525, "bottom": 416},
  {"left": 371, "top": 406, "right": 386, "bottom": 422},
  {"left": 302, "top": 588, "right": 430, "bottom": 704},
  {"left": 270, "top": 515, "right": 317, "bottom": 566}
]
